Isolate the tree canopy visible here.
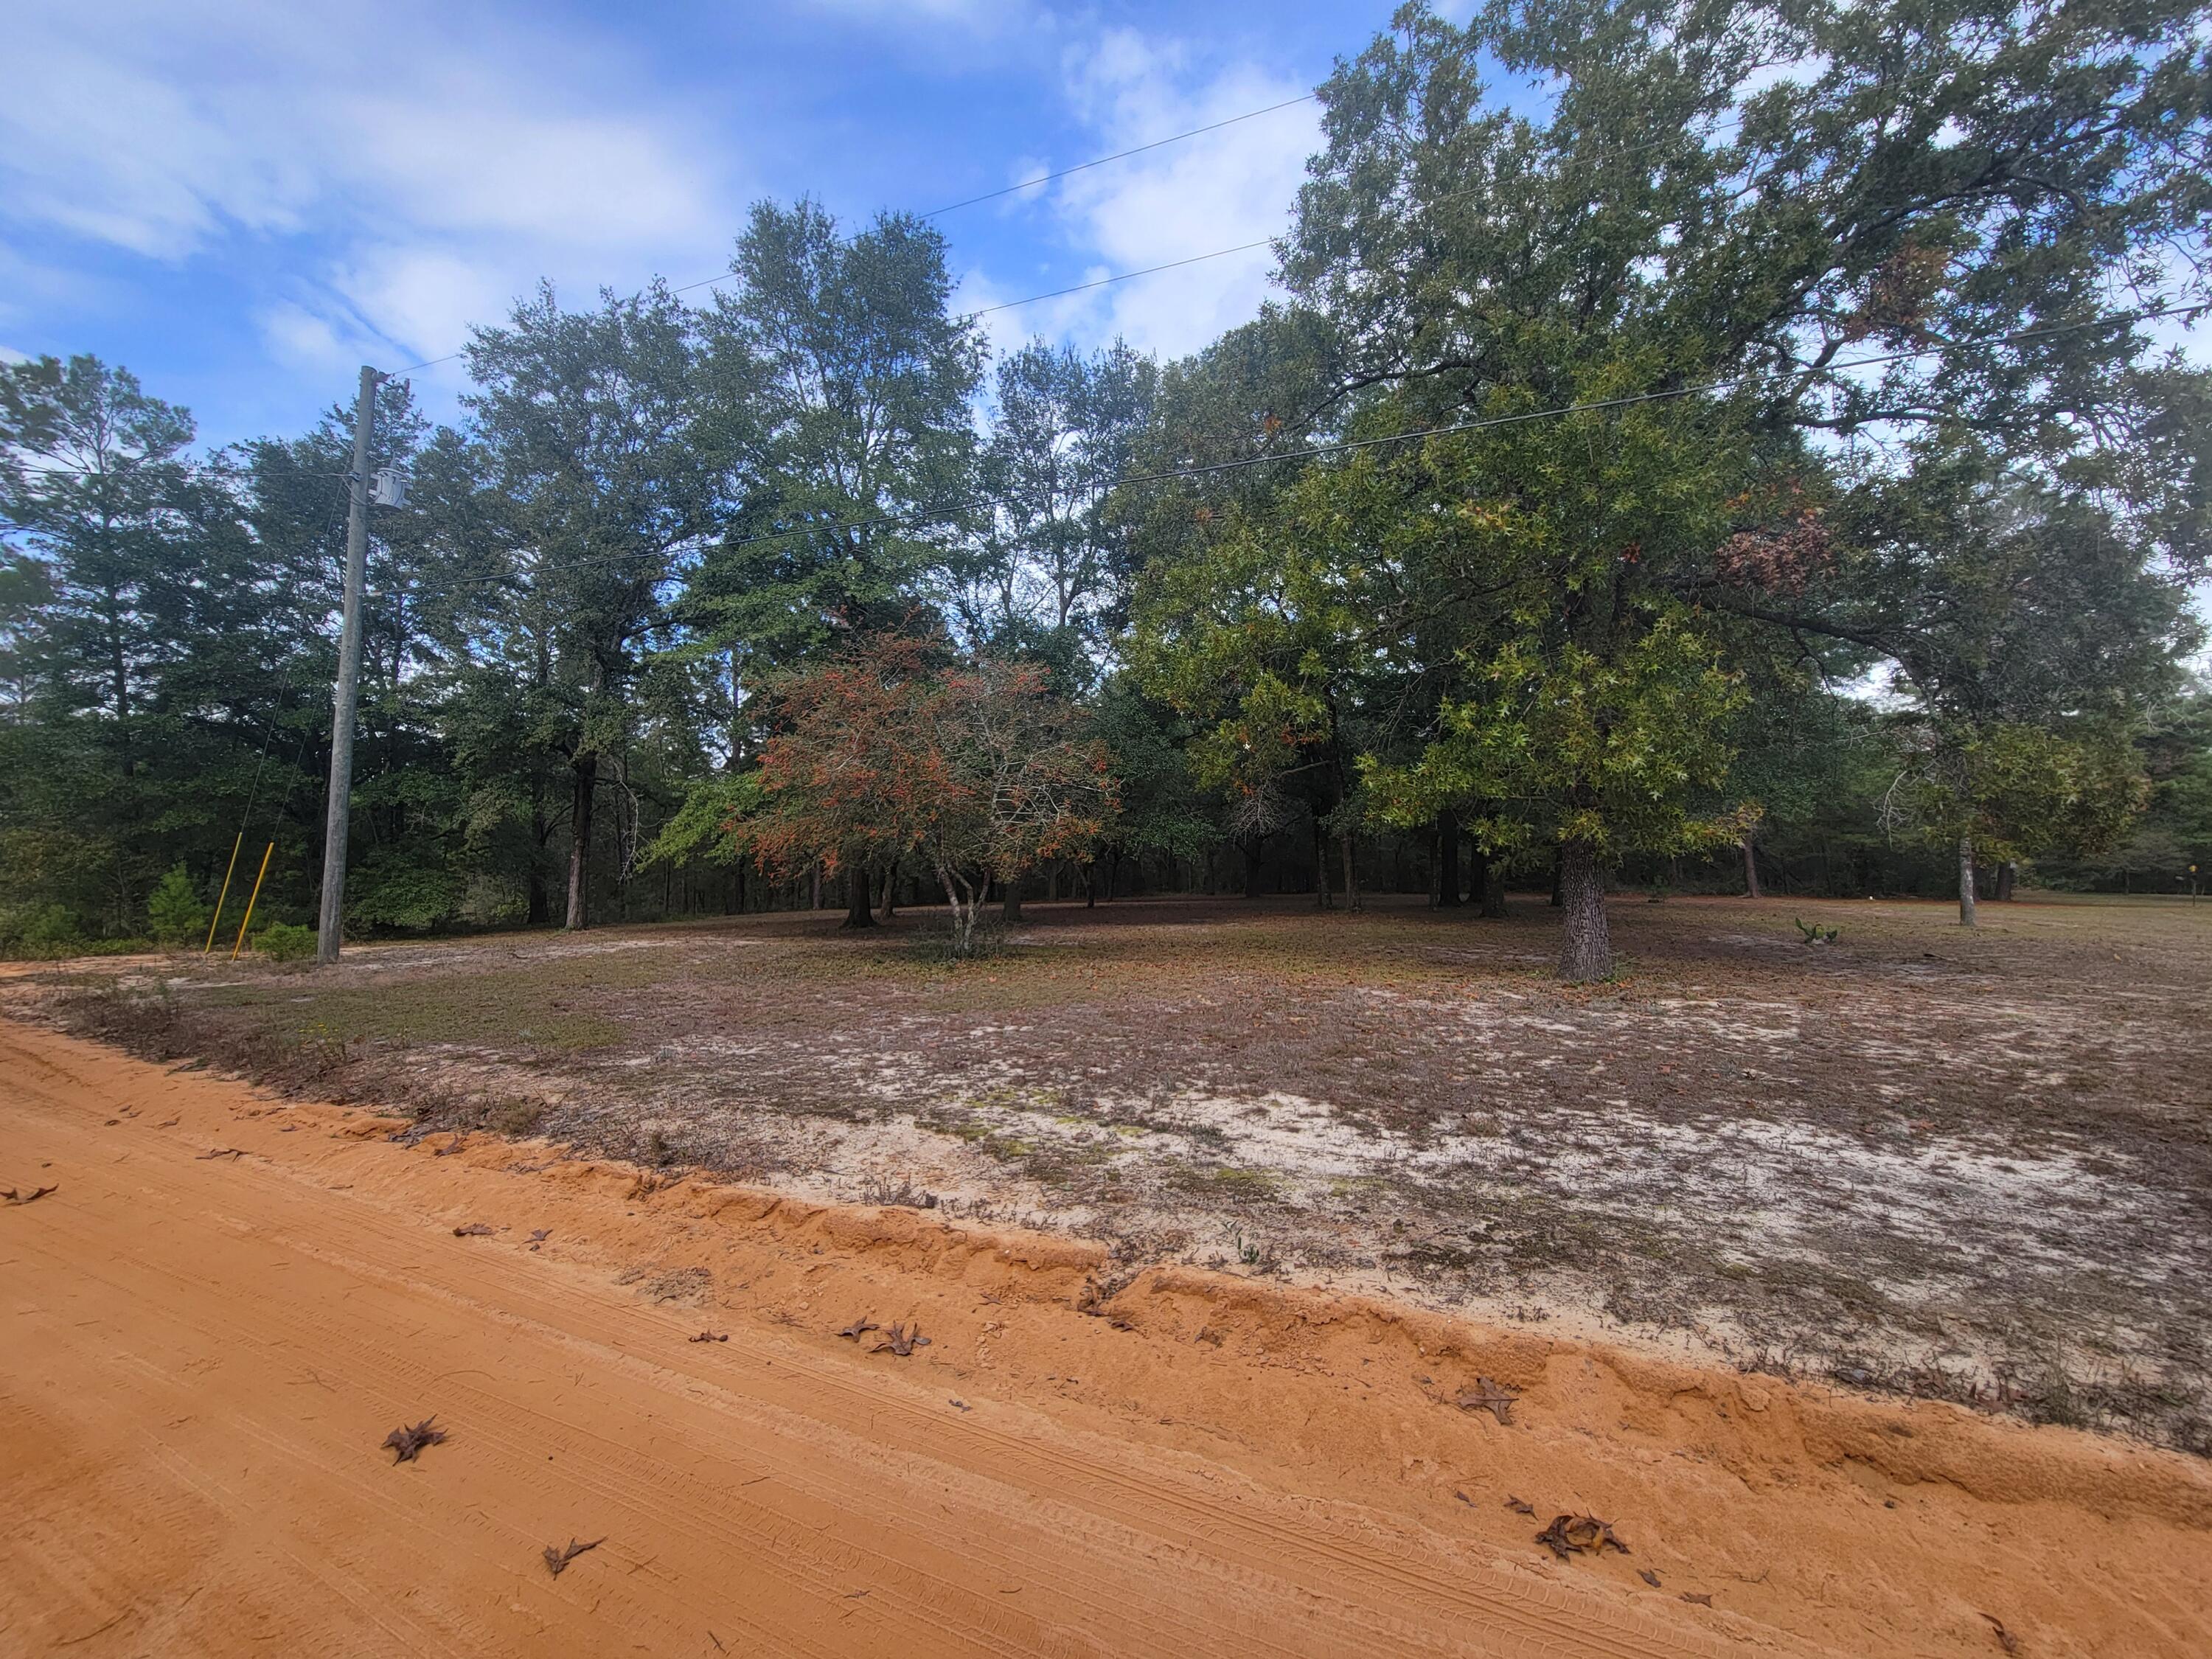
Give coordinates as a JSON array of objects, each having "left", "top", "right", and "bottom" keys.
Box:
[{"left": 2, "top": 0, "right": 2205, "bottom": 973}]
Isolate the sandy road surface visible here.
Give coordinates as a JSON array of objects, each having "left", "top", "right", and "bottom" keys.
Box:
[{"left": 3, "top": 1019, "right": 2208, "bottom": 1658}]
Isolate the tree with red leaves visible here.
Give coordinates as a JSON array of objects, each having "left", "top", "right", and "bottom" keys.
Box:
[{"left": 744, "top": 637, "right": 1116, "bottom": 954}]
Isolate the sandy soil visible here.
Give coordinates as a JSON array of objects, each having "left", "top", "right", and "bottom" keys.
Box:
[
  {"left": 35, "top": 893, "right": 2211, "bottom": 1450},
  {"left": 4, "top": 1019, "right": 2209, "bottom": 1658}
]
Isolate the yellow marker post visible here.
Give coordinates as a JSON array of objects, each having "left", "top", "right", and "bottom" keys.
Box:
[
  {"left": 204, "top": 832, "right": 243, "bottom": 954},
  {"left": 229, "top": 842, "right": 276, "bottom": 961}
]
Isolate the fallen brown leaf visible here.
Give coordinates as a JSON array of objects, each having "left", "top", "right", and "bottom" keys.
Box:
[
  {"left": 872, "top": 1322, "right": 931, "bottom": 1357},
  {"left": 689, "top": 1331, "right": 729, "bottom": 1343},
  {"left": 542, "top": 1536, "right": 603, "bottom": 1577},
  {"left": 1453, "top": 1375, "right": 1520, "bottom": 1425},
  {"left": 1639, "top": 1569, "right": 1661, "bottom": 1588},
  {"left": 527, "top": 1228, "right": 551, "bottom": 1242},
  {"left": 452, "top": 1222, "right": 494, "bottom": 1237},
  {"left": 1534, "top": 1513, "right": 1630, "bottom": 1560},
  {"left": 1981, "top": 1613, "right": 2021, "bottom": 1655},
  {"left": 197, "top": 1147, "right": 246, "bottom": 1161},
  {"left": 835, "top": 1315, "right": 880, "bottom": 1340},
  {"left": 3, "top": 1184, "right": 58, "bottom": 1205},
  {"left": 1681, "top": 1592, "right": 1713, "bottom": 1607},
  {"left": 382, "top": 1417, "right": 447, "bottom": 1464},
  {"left": 1504, "top": 1496, "right": 1535, "bottom": 1515}
]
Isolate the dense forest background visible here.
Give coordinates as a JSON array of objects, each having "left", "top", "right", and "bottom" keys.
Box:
[{"left": 2, "top": 0, "right": 2209, "bottom": 962}]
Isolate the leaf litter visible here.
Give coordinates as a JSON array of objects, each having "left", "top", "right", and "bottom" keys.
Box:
[
  {"left": 872, "top": 1323, "right": 930, "bottom": 1357},
  {"left": 1453, "top": 1376, "right": 1520, "bottom": 1425},
  {"left": 542, "top": 1536, "right": 604, "bottom": 1577},
  {"left": 4, "top": 1184, "right": 58, "bottom": 1204},
  {"left": 1534, "top": 1513, "right": 1630, "bottom": 1560},
  {"left": 382, "top": 1417, "right": 447, "bottom": 1464}
]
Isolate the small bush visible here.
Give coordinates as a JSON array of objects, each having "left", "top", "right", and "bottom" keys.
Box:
[
  {"left": 485, "top": 1099, "right": 547, "bottom": 1137},
  {"left": 905, "top": 917, "right": 1009, "bottom": 963},
  {"left": 147, "top": 864, "right": 209, "bottom": 946},
  {"left": 0, "top": 901, "right": 83, "bottom": 957},
  {"left": 256, "top": 921, "right": 318, "bottom": 961}
]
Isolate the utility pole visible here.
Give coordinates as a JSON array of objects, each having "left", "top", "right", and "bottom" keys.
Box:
[{"left": 316, "top": 365, "right": 380, "bottom": 965}]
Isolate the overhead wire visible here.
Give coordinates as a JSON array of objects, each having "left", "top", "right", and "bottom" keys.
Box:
[
  {"left": 392, "top": 105, "right": 1751, "bottom": 376},
  {"left": 384, "top": 90, "right": 1324, "bottom": 375}
]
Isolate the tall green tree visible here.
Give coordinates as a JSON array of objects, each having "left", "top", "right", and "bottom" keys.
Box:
[
  {"left": 466, "top": 281, "right": 719, "bottom": 931},
  {"left": 1254, "top": 0, "right": 2211, "bottom": 973},
  {"left": 685, "top": 199, "right": 984, "bottom": 925},
  {"left": 961, "top": 338, "right": 1157, "bottom": 662}
]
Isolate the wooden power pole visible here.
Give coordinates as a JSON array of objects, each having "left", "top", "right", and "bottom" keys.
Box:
[{"left": 316, "top": 365, "right": 380, "bottom": 965}]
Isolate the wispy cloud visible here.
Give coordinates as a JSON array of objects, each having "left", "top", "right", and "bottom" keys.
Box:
[
  {"left": 1, "top": 0, "right": 740, "bottom": 377},
  {"left": 959, "top": 27, "right": 1318, "bottom": 364}
]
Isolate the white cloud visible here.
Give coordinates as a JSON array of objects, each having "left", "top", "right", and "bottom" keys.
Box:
[
  {"left": 965, "top": 28, "right": 1318, "bottom": 364},
  {"left": 257, "top": 302, "right": 349, "bottom": 372},
  {"left": 0, "top": 0, "right": 739, "bottom": 375}
]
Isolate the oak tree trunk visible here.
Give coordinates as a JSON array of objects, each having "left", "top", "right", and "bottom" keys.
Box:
[
  {"left": 843, "top": 862, "right": 875, "bottom": 928},
  {"left": 1742, "top": 837, "right": 1762, "bottom": 900},
  {"left": 1001, "top": 878, "right": 1023, "bottom": 922},
  {"left": 1436, "top": 809, "right": 1463, "bottom": 908},
  {"left": 1958, "top": 835, "right": 1978, "bottom": 927},
  {"left": 1340, "top": 831, "right": 1361, "bottom": 914},
  {"left": 877, "top": 859, "right": 897, "bottom": 921},
  {"left": 1557, "top": 838, "right": 1610, "bottom": 982},
  {"left": 1994, "top": 860, "right": 2017, "bottom": 902}
]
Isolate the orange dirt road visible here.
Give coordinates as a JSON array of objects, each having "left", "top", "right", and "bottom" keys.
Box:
[{"left": 3, "top": 1018, "right": 2208, "bottom": 1658}]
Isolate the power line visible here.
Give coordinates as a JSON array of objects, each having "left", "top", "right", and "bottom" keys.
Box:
[
  {"left": 916, "top": 93, "right": 1315, "bottom": 219},
  {"left": 390, "top": 105, "right": 1753, "bottom": 377},
  {"left": 970, "top": 239, "right": 1276, "bottom": 317},
  {"left": 369, "top": 302, "right": 2205, "bottom": 601},
  {"left": 385, "top": 91, "right": 1321, "bottom": 376}
]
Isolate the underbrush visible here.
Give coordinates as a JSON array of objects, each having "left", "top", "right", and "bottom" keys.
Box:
[{"left": 45, "top": 978, "right": 359, "bottom": 1094}]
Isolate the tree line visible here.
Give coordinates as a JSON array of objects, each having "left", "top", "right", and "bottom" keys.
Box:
[{"left": 3, "top": 0, "right": 2208, "bottom": 977}]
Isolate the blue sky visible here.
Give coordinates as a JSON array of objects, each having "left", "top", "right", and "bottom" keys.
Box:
[{"left": 1, "top": 0, "right": 1447, "bottom": 449}]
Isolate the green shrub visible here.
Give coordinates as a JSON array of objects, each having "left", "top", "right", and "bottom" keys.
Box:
[
  {"left": 0, "top": 901, "right": 82, "bottom": 956},
  {"left": 147, "top": 864, "right": 209, "bottom": 946},
  {"left": 255, "top": 921, "right": 318, "bottom": 961}
]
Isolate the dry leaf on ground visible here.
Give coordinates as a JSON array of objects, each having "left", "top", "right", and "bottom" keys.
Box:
[
  {"left": 382, "top": 1417, "right": 447, "bottom": 1464},
  {"left": 451, "top": 1222, "right": 494, "bottom": 1237},
  {"left": 689, "top": 1331, "right": 729, "bottom": 1343},
  {"left": 1535, "top": 1513, "right": 1630, "bottom": 1560},
  {"left": 872, "top": 1323, "right": 930, "bottom": 1357},
  {"left": 1681, "top": 1592, "right": 1714, "bottom": 1607},
  {"left": 835, "top": 1315, "right": 880, "bottom": 1340},
  {"left": 543, "top": 1536, "right": 603, "bottom": 1577},
  {"left": 1453, "top": 1376, "right": 1519, "bottom": 1425},
  {"left": 3, "top": 1184, "right": 58, "bottom": 1204},
  {"left": 1504, "top": 1495, "right": 1535, "bottom": 1515}
]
